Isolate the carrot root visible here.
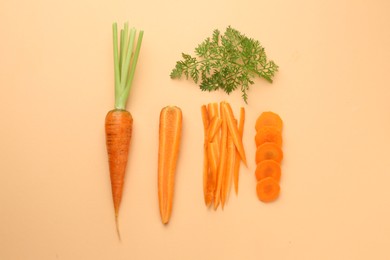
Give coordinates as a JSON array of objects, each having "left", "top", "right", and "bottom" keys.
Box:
[{"left": 105, "top": 109, "right": 133, "bottom": 237}]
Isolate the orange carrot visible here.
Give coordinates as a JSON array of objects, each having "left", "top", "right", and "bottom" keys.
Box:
[
  {"left": 106, "top": 23, "right": 143, "bottom": 239},
  {"left": 201, "top": 105, "right": 213, "bottom": 207},
  {"left": 208, "top": 116, "right": 222, "bottom": 142},
  {"left": 256, "top": 177, "right": 280, "bottom": 202},
  {"left": 221, "top": 133, "right": 235, "bottom": 208},
  {"left": 207, "top": 140, "right": 219, "bottom": 195},
  {"left": 255, "top": 126, "right": 282, "bottom": 147},
  {"left": 255, "top": 111, "right": 283, "bottom": 132},
  {"left": 255, "top": 142, "right": 283, "bottom": 164},
  {"left": 233, "top": 107, "right": 245, "bottom": 195},
  {"left": 222, "top": 102, "right": 247, "bottom": 166},
  {"left": 158, "top": 106, "right": 182, "bottom": 224},
  {"left": 105, "top": 109, "right": 133, "bottom": 235},
  {"left": 255, "top": 160, "right": 281, "bottom": 182},
  {"left": 214, "top": 103, "right": 228, "bottom": 209}
]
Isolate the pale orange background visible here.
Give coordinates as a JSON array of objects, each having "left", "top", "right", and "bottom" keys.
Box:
[{"left": 1, "top": 0, "right": 390, "bottom": 259}]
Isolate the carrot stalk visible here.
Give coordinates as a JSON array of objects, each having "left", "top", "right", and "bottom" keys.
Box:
[
  {"left": 233, "top": 107, "right": 245, "bottom": 195},
  {"left": 222, "top": 103, "right": 247, "bottom": 166},
  {"left": 158, "top": 106, "right": 183, "bottom": 224}
]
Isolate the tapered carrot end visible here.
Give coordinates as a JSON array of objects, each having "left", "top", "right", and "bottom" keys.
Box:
[{"left": 115, "top": 215, "right": 122, "bottom": 241}]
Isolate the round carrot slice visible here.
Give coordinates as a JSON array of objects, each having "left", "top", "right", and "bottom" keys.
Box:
[
  {"left": 255, "top": 126, "right": 282, "bottom": 147},
  {"left": 255, "top": 142, "right": 283, "bottom": 164},
  {"left": 255, "top": 111, "right": 283, "bottom": 132},
  {"left": 255, "top": 160, "right": 281, "bottom": 182},
  {"left": 256, "top": 177, "right": 280, "bottom": 202}
]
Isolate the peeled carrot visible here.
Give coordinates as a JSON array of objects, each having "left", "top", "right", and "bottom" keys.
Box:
[
  {"left": 255, "top": 160, "right": 281, "bottom": 182},
  {"left": 158, "top": 106, "right": 183, "bottom": 224},
  {"left": 256, "top": 177, "right": 280, "bottom": 202},
  {"left": 105, "top": 22, "right": 143, "bottom": 238},
  {"left": 255, "top": 111, "right": 283, "bottom": 132},
  {"left": 255, "top": 142, "right": 283, "bottom": 164},
  {"left": 255, "top": 126, "right": 282, "bottom": 147}
]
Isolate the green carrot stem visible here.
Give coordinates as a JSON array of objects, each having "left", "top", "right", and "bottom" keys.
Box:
[
  {"left": 122, "top": 30, "right": 144, "bottom": 103},
  {"left": 112, "top": 22, "right": 144, "bottom": 110},
  {"left": 112, "top": 23, "right": 120, "bottom": 100}
]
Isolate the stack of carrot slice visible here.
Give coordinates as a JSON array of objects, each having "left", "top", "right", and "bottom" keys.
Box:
[
  {"left": 254, "top": 112, "right": 283, "bottom": 202},
  {"left": 201, "top": 102, "right": 246, "bottom": 209}
]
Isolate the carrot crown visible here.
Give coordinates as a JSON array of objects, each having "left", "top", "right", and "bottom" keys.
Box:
[{"left": 112, "top": 22, "right": 144, "bottom": 110}]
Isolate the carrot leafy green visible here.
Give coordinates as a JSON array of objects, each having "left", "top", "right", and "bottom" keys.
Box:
[{"left": 170, "top": 26, "right": 278, "bottom": 103}]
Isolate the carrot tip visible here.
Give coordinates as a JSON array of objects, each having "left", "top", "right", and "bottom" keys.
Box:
[{"left": 115, "top": 215, "right": 122, "bottom": 241}]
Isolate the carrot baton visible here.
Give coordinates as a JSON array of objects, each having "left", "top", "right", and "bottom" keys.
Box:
[
  {"left": 158, "top": 106, "right": 183, "bottom": 224},
  {"left": 201, "top": 105, "right": 213, "bottom": 207},
  {"left": 222, "top": 103, "right": 247, "bottom": 166},
  {"left": 233, "top": 107, "right": 245, "bottom": 195},
  {"left": 214, "top": 103, "right": 228, "bottom": 209},
  {"left": 105, "top": 22, "right": 143, "bottom": 239}
]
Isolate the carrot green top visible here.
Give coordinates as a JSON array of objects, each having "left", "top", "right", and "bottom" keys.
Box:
[{"left": 112, "top": 22, "right": 144, "bottom": 110}]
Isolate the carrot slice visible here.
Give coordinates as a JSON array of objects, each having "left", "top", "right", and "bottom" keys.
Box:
[
  {"left": 255, "top": 160, "right": 281, "bottom": 182},
  {"left": 255, "top": 126, "right": 282, "bottom": 148},
  {"left": 256, "top": 177, "right": 280, "bottom": 202},
  {"left": 255, "top": 111, "right": 283, "bottom": 132},
  {"left": 233, "top": 107, "right": 245, "bottom": 195},
  {"left": 255, "top": 142, "right": 283, "bottom": 164},
  {"left": 222, "top": 102, "right": 247, "bottom": 166}
]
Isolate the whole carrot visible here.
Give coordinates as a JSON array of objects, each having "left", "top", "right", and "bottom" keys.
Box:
[
  {"left": 105, "top": 22, "right": 143, "bottom": 238},
  {"left": 158, "top": 106, "right": 183, "bottom": 224}
]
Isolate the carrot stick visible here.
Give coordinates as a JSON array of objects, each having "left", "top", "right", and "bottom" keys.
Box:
[
  {"left": 233, "top": 107, "right": 245, "bottom": 195},
  {"left": 221, "top": 132, "right": 235, "bottom": 208},
  {"left": 106, "top": 23, "right": 143, "bottom": 239},
  {"left": 207, "top": 103, "right": 220, "bottom": 143},
  {"left": 207, "top": 140, "right": 219, "bottom": 196},
  {"left": 222, "top": 103, "right": 247, "bottom": 166},
  {"left": 158, "top": 106, "right": 183, "bottom": 224},
  {"left": 214, "top": 103, "right": 228, "bottom": 209},
  {"left": 201, "top": 105, "right": 213, "bottom": 207},
  {"left": 208, "top": 116, "right": 222, "bottom": 142}
]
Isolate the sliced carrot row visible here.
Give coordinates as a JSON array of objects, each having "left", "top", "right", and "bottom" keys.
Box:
[
  {"left": 254, "top": 112, "right": 283, "bottom": 203},
  {"left": 201, "top": 102, "right": 245, "bottom": 209}
]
